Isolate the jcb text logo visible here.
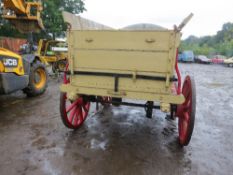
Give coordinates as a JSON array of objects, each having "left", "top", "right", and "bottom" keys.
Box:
[{"left": 3, "top": 58, "right": 18, "bottom": 67}]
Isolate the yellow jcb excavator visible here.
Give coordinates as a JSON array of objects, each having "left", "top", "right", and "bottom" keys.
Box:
[
  {"left": 36, "top": 39, "right": 68, "bottom": 72},
  {"left": 0, "top": 0, "right": 47, "bottom": 96}
]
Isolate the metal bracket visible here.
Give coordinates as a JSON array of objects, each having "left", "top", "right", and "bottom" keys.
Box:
[{"left": 114, "top": 75, "right": 119, "bottom": 92}]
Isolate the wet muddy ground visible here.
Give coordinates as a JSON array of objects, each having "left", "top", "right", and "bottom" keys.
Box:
[{"left": 0, "top": 64, "right": 233, "bottom": 175}]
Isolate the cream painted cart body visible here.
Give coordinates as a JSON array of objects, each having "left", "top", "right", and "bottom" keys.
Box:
[{"left": 60, "top": 12, "right": 195, "bottom": 146}]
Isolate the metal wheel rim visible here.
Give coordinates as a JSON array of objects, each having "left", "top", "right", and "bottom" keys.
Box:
[{"left": 34, "top": 68, "right": 46, "bottom": 89}]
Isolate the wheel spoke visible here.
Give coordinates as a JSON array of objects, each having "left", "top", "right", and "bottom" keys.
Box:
[
  {"left": 183, "top": 85, "right": 190, "bottom": 98},
  {"left": 186, "top": 99, "right": 191, "bottom": 107},
  {"left": 74, "top": 108, "right": 82, "bottom": 126},
  {"left": 68, "top": 106, "right": 77, "bottom": 123},
  {"left": 182, "top": 120, "right": 188, "bottom": 139},
  {"left": 185, "top": 91, "right": 191, "bottom": 101},
  {"left": 66, "top": 100, "right": 79, "bottom": 113},
  {"left": 181, "top": 114, "right": 188, "bottom": 139},
  {"left": 82, "top": 104, "right": 88, "bottom": 113},
  {"left": 183, "top": 99, "right": 191, "bottom": 110},
  {"left": 184, "top": 112, "right": 190, "bottom": 122},
  {"left": 182, "top": 81, "right": 188, "bottom": 92},
  {"left": 179, "top": 113, "right": 188, "bottom": 140},
  {"left": 73, "top": 110, "right": 80, "bottom": 126},
  {"left": 79, "top": 107, "right": 84, "bottom": 122}
]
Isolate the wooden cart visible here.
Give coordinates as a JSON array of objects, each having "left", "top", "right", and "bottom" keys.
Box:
[{"left": 60, "top": 12, "right": 195, "bottom": 146}]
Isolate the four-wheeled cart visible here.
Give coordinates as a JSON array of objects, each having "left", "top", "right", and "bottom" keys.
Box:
[{"left": 60, "top": 12, "right": 195, "bottom": 146}]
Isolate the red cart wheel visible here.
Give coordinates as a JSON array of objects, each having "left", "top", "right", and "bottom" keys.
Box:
[
  {"left": 177, "top": 75, "right": 196, "bottom": 146},
  {"left": 60, "top": 93, "right": 90, "bottom": 129},
  {"left": 60, "top": 64, "right": 90, "bottom": 129}
]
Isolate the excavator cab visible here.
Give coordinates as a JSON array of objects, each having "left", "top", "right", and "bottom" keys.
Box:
[{"left": 2, "top": 0, "right": 44, "bottom": 33}]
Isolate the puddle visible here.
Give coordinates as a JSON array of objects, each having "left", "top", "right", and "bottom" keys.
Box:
[
  {"left": 90, "top": 138, "right": 108, "bottom": 151},
  {"left": 206, "top": 82, "right": 225, "bottom": 88}
]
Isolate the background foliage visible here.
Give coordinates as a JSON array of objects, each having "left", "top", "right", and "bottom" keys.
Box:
[
  {"left": 180, "top": 23, "right": 233, "bottom": 57},
  {"left": 0, "top": 0, "right": 86, "bottom": 40}
]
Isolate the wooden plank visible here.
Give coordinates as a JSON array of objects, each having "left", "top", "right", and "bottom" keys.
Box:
[
  {"left": 70, "top": 31, "right": 174, "bottom": 51},
  {"left": 61, "top": 82, "right": 185, "bottom": 104},
  {"left": 71, "top": 75, "right": 167, "bottom": 94},
  {"left": 72, "top": 50, "right": 169, "bottom": 73}
]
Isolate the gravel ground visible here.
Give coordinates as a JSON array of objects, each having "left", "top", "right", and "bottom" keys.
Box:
[{"left": 0, "top": 63, "right": 232, "bottom": 175}]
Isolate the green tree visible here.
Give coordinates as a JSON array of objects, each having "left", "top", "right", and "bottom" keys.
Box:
[
  {"left": 181, "top": 22, "right": 233, "bottom": 57},
  {"left": 0, "top": 7, "right": 25, "bottom": 38},
  {"left": 0, "top": 16, "right": 25, "bottom": 38},
  {"left": 40, "top": 0, "right": 86, "bottom": 39}
]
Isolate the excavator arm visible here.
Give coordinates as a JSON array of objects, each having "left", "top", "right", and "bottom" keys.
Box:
[{"left": 2, "top": 0, "right": 44, "bottom": 33}]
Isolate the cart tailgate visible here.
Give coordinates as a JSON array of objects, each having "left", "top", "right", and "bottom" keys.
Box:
[
  {"left": 70, "top": 31, "right": 178, "bottom": 73},
  {"left": 68, "top": 30, "right": 180, "bottom": 98}
]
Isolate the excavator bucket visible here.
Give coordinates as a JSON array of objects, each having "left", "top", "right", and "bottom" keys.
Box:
[
  {"left": 2, "top": 0, "right": 45, "bottom": 33},
  {"left": 3, "top": 0, "right": 26, "bottom": 14},
  {"left": 6, "top": 18, "right": 45, "bottom": 33}
]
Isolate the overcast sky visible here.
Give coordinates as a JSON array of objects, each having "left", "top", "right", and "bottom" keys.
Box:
[{"left": 81, "top": 0, "right": 233, "bottom": 39}]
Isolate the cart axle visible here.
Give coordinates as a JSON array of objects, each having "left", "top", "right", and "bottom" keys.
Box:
[{"left": 91, "top": 98, "right": 160, "bottom": 109}]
